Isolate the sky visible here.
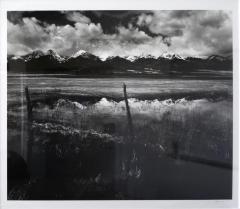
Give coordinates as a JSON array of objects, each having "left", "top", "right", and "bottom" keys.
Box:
[{"left": 7, "top": 10, "right": 232, "bottom": 59}]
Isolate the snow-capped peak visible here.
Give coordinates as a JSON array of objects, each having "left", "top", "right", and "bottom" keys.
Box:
[
  {"left": 124, "top": 55, "right": 139, "bottom": 62},
  {"left": 71, "top": 50, "right": 89, "bottom": 58},
  {"left": 22, "top": 49, "right": 64, "bottom": 62},
  {"left": 161, "top": 52, "right": 185, "bottom": 60},
  {"left": 46, "top": 49, "right": 65, "bottom": 62},
  {"left": 11, "top": 56, "right": 23, "bottom": 60},
  {"left": 104, "top": 56, "right": 115, "bottom": 61},
  {"left": 124, "top": 54, "right": 156, "bottom": 62},
  {"left": 99, "top": 56, "right": 109, "bottom": 61},
  {"left": 24, "top": 50, "right": 45, "bottom": 61}
]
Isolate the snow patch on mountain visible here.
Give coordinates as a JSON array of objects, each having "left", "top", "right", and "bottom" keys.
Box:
[
  {"left": 11, "top": 56, "right": 24, "bottom": 61},
  {"left": 124, "top": 54, "right": 157, "bottom": 62},
  {"left": 46, "top": 49, "right": 65, "bottom": 62},
  {"left": 124, "top": 55, "right": 139, "bottom": 62},
  {"left": 23, "top": 50, "right": 45, "bottom": 62},
  {"left": 71, "top": 50, "right": 89, "bottom": 58},
  {"left": 22, "top": 49, "right": 65, "bottom": 62},
  {"left": 160, "top": 52, "right": 185, "bottom": 60}
]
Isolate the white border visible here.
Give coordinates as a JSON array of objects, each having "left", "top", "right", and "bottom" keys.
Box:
[{"left": 0, "top": 0, "right": 239, "bottom": 208}]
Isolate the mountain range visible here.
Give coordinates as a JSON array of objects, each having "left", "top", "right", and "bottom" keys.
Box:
[{"left": 7, "top": 49, "right": 232, "bottom": 77}]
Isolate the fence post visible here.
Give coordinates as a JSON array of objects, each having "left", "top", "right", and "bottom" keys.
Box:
[
  {"left": 24, "top": 86, "right": 33, "bottom": 164},
  {"left": 123, "top": 83, "right": 134, "bottom": 141},
  {"left": 122, "top": 83, "right": 141, "bottom": 189}
]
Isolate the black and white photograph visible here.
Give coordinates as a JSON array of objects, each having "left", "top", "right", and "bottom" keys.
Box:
[{"left": 7, "top": 10, "right": 233, "bottom": 200}]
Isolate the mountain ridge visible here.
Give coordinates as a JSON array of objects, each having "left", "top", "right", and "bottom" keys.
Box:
[
  {"left": 9, "top": 49, "right": 232, "bottom": 63},
  {"left": 7, "top": 49, "right": 233, "bottom": 77}
]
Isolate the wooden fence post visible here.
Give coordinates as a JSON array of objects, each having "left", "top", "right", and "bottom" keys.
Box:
[
  {"left": 24, "top": 86, "right": 33, "bottom": 164},
  {"left": 123, "top": 83, "right": 134, "bottom": 141},
  {"left": 122, "top": 83, "right": 141, "bottom": 187}
]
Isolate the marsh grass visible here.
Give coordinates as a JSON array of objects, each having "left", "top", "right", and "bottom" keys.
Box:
[
  {"left": 7, "top": 92, "right": 233, "bottom": 200},
  {"left": 31, "top": 96, "right": 232, "bottom": 163}
]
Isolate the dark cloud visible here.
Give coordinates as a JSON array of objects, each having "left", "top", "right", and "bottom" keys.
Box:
[
  {"left": 81, "top": 11, "right": 153, "bottom": 35},
  {"left": 7, "top": 11, "right": 24, "bottom": 24},
  {"left": 8, "top": 11, "right": 74, "bottom": 26},
  {"left": 170, "top": 11, "right": 193, "bottom": 19},
  {"left": 7, "top": 10, "right": 168, "bottom": 39}
]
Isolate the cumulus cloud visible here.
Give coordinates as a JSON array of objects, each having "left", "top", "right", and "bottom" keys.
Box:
[
  {"left": 7, "top": 11, "right": 232, "bottom": 58},
  {"left": 7, "top": 14, "right": 166, "bottom": 58},
  {"left": 136, "top": 10, "right": 232, "bottom": 57},
  {"left": 8, "top": 17, "right": 51, "bottom": 54}
]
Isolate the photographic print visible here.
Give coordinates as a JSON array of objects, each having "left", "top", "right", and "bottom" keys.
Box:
[{"left": 7, "top": 10, "right": 233, "bottom": 200}]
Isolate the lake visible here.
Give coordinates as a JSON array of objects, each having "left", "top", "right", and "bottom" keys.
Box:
[{"left": 8, "top": 74, "right": 232, "bottom": 104}]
